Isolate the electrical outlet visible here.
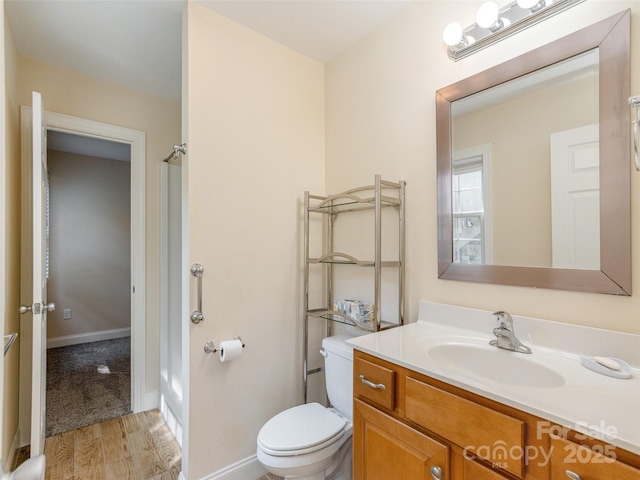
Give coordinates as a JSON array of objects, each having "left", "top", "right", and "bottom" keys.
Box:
[{"left": 63, "top": 309, "right": 72, "bottom": 320}]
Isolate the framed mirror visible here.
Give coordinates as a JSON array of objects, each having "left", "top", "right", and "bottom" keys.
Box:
[{"left": 436, "top": 10, "right": 630, "bottom": 295}]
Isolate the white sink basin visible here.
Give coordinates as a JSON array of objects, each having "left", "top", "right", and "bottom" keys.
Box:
[{"left": 427, "top": 343, "right": 565, "bottom": 388}]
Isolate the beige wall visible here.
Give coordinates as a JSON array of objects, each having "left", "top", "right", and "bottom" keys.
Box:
[
  {"left": 326, "top": 1, "right": 640, "bottom": 335},
  {"left": 453, "top": 74, "right": 598, "bottom": 267},
  {"left": 2, "top": 7, "right": 20, "bottom": 464},
  {"left": 185, "top": 3, "right": 325, "bottom": 476},
  {"left": 17, "top": 58, "right": 181, "bottom": 397},
  {"left": 47, "top": 150, "right": 131, "bottom": 341}
]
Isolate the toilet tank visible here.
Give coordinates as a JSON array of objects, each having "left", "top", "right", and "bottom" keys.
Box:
[{"left": 321, "top": 335, "right": 354, "bottom": 421}]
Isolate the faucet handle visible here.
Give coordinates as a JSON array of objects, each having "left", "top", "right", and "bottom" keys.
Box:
[{"left": 492, "top": 310, "right": 513, "bottom": 328}]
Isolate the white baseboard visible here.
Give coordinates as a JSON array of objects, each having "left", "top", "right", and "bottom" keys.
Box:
[
  {"left": 203, "top": 455, "right": 267, "bottom": 480},
  {"left": 47, "top": 327, "right": 131, "bottom": 349},
  {"left": 159, "top": 395, "right": 183, "bottom": 447}
]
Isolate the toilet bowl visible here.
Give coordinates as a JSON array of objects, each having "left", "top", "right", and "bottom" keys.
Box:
[{"left": 257, "top": 335, "right": 354, "bottom": 480}]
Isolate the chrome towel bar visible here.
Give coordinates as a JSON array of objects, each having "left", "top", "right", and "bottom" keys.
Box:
[{"left": 191, "top": 263, "right": 204, "bottom": 324}]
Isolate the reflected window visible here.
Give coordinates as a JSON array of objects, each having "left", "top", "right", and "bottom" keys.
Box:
[{"left": 452, "top": 145, "right": 493, "bottom": 264}]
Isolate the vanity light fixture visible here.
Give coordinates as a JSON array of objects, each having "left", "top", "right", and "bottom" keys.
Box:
[{"left": 443, "top": 0, "right": 585, "bottom": 61}]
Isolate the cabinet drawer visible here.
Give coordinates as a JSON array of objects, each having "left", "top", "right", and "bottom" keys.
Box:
[
  {"left": 354, "top": 357, "right": 396, "bottom": 411},
  {"left": 464, "top": 457, "right": 508, "bottom": 479},
  {"left": 405, "top": 376, "right": 525, "bottom": 478},
  {"left": 550, "top": 436, "right": 640, "bottom": 480}
]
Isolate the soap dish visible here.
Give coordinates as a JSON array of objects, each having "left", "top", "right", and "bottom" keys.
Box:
[{"left": 580, "top": 356, "right": 632, "bottom": 379}]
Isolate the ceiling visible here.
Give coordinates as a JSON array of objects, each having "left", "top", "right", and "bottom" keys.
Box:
[
  {"left": 6, "top": 0, "right": 409, "bottom": 161},
  {"left": 5, "top": 0, "right": 412, "bottom": 102},
  {"left": 48, "top": 130, "right": 131, "bottom": 162}
]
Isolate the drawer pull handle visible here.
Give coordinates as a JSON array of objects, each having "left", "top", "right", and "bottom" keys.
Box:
[
  {"left": 359, "top": 375, "right": 386, "bottom": 390},
  {"left": 565, "top": 471, "right": 581, "bottom": 480},
  {"left": 430, "top": 466, "right": 442, "bottom": 480}
]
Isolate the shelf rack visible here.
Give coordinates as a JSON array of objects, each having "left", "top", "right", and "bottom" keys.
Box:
[{"left": 303, "top": 175, "right": 405, "bottom": 402}]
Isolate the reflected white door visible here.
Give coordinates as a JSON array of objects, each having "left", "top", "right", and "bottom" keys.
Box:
[
  {"left": 30, "top": 91, "right": 51, "bottom": 456},
  {"left": 550, "top": 124, "right": 600, "bottom": 270}
]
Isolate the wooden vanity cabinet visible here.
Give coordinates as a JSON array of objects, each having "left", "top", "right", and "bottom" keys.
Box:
[
  {"left": 549, "top": 436, "right": 640, "bottom": 480},
  {"left": 353, "top": 349, "right": 640, "bottom": 480}
]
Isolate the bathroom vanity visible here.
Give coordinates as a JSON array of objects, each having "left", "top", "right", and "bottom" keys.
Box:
[{"left": 349, "top": 302, "right": 640, "bottom": 479}]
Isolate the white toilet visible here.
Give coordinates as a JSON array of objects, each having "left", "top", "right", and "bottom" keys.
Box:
[{"left": 257, "top": 334, "right": 354, "bottom": 480}]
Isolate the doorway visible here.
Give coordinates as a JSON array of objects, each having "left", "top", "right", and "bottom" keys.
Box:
[
  {"left": 45, "top": 131, "right": 132, "bottom": 436},
  {"left": 19, "top": 106, "right": 147, "bottom": 452}
]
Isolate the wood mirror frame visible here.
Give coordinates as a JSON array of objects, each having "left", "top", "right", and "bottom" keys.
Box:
[{"left": 436, "top": 10, "right": 631, "bottom": 295}]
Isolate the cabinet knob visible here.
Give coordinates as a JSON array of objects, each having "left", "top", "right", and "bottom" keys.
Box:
[
  {"left": 430, "top": 466, "right": 442, "bottom": 480},
  {"left": 565, "top": 470, "right": 581, "bottom": 480}
]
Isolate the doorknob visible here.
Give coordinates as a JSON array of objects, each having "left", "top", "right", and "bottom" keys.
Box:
[{"left": 19, "top": 303, "right": 55, "bottom": 314}]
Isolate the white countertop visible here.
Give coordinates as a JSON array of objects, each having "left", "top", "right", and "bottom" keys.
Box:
[{"left": 347, "top": 301, "right": 640, "bottom": 456}]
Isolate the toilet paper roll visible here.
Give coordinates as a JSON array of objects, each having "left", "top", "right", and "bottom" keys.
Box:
[{"left": 219, "top": 338, "right": 243, "bottom": 363}]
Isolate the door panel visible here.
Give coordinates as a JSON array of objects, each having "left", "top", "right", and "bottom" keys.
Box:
[
  {"left": 30, "top": 91, "right": 49, "bottom": 456},
  {"left": 550, "top": 125, "right": 600, "bottom": 270}
]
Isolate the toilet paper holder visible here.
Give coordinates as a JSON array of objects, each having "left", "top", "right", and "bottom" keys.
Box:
[{"left": 204, "top": 336, "right": 245, "bottom": 354}]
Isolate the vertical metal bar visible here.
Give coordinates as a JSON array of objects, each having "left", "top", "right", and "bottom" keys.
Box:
[
  {"left": 327, "top": 208, "right": 334, "bottom": 339},
  {"left": 4, "top": 333, "right": 18, "bottom": 357},
  {"left": 399, "top": 180, "right": 406, "bottom": 326},
  {"left": 303, "top": 191, "right": 310, "bottom": 404},
  {"left": 190, "top": 264, "right": 204, "bottom": 324},
  {"left": 374, "top": 175, "right": 382, "bottom": 331}
]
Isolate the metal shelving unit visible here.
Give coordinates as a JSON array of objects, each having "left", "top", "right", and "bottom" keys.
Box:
[{"left": 303, "top": 175, "right": 405, "bottom": 402}]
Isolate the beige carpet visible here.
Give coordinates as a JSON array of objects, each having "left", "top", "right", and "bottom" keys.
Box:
[{"left": 46, "top": 337, "right": 131, "bottom": 437}]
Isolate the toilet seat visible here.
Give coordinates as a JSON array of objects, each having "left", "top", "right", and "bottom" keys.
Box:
[{"left": 257, "top": 403, "right": 346, "bottom": 457}]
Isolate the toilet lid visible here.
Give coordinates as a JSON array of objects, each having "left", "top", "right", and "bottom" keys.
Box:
[{"left": 258, "top": 403, "right": 346, "bottom": 455}]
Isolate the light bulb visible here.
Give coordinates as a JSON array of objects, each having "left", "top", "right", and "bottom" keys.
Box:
[
  {"left": 476, "top": 2, "right": 500, "bottom": 29},
  {"left": 443, "top": 22, "right": 463, "bottom": 47},
  {"left": 517, "top": 0, "right": 546, "bottom": 10}
]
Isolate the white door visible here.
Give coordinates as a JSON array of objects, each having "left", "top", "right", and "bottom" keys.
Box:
[
  {"left": 550, "top": 124, "right": 600, "bottom": 270},
  {"left": 30, "top": 91, "right": 52, "bottom": 456}
]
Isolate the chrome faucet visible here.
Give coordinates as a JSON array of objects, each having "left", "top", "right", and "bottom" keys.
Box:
[{"left": 490, "top": 311, "right": 532, "bottom": 354}]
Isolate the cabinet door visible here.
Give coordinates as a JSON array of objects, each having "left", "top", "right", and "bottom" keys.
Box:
[
  {"left": 354, "top": 399, "right": 449, "bottom": 480},
  {"left": 550, "top": 437, "right": 640, "bottom": 480}
]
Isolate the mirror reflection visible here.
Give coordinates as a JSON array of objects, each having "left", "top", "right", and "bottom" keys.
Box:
[
  {"left": 451, "top": 49, "right": 600, "bottom": 269},
  {"left": 437, "top": 9, "right": 630, "bottom": 295}
]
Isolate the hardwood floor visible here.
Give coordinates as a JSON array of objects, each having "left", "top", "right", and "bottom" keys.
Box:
[{"left": 14, "top": 409, "right": 181, "bottom": 480}]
